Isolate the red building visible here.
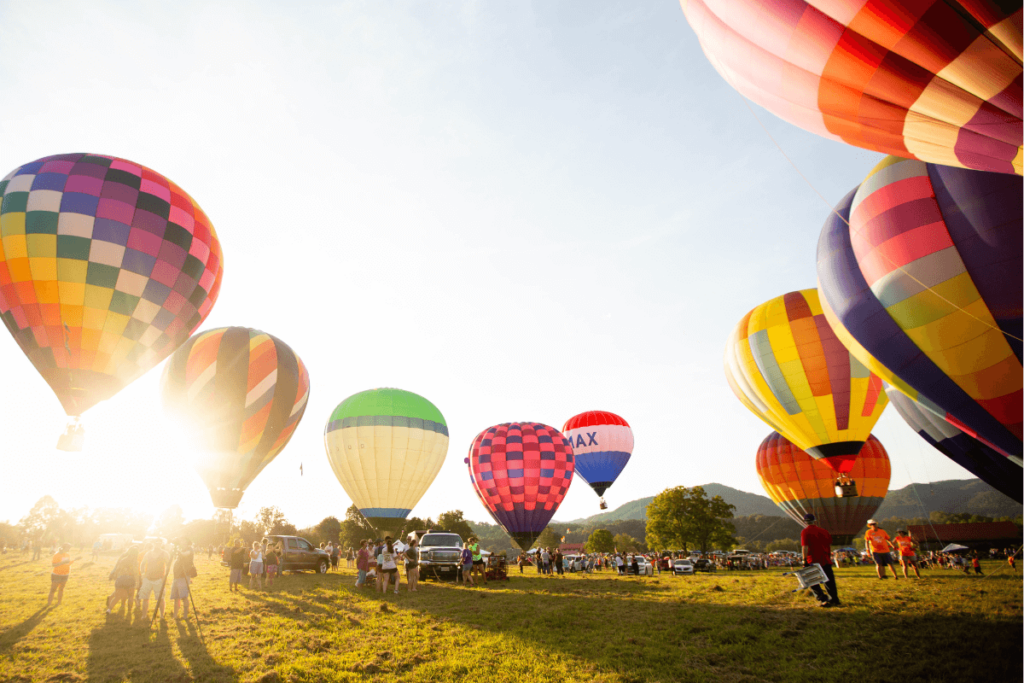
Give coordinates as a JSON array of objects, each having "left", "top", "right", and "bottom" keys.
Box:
[
  {"left": 558, "top": 543, "right": 585, "bottom": 554},
  {"left": 906, "top": 522, "right": 1021, "bottom": 551}
]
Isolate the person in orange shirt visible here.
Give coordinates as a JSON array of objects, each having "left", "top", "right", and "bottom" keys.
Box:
[
  {"left": 891, "top": 529, "right": 921, "bottom": 579},
  {"left": 864, "top": 519, "right": 898, "bottom": 580},
  {"left": 47, "top": 543, "right": 77, "bottom": 606}
]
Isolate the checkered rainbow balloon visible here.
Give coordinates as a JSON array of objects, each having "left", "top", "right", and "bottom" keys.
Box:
[
  {"left": 0, "top": 153, "right": 224, "bottom": 421},
  {"left": 468, "top": 422, "right": 575, "bottom": 550}
]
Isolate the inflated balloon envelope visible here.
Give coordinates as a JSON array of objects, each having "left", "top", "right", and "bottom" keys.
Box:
[
  {"left": 162, "top": 327, "right": 310, "bottom": 509},
  {"left": 0, "top": 153, "right": 224, "bottom": 450},
  {"left": 324, "top": 388, "right": 449, "bottom": 535}
]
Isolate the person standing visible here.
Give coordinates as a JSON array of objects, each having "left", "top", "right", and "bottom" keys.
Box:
[
  {"left": 460, "top": 542, "right": 475, "bottom": 586},
  {"left": 971, "top": 554, "right": 983, "bottom": 575},
  {"left": 47, "top": 543, "right": 76, "bottom": 606},
  {"left": 91, "top": 540, "right": 102, "bottom": 562},
  {"left": 864, "top": 520, "right": 898, "bottom": 580},
  {"left": 355, "top": 540, "right": 370, "bottom": 588},
  {"left": 404, "top": 538, "right": 419, "bottom": 592},
  {"left": 32, "top": 540, "right": 42, "bottom": 561},
  {"left": 376, "top": 537, "right": 400, "bottom": 594},
  {"left": 264, "top": 544, "right": 279, "bottom": 589},
  {"left": 249, "top": 542, "right": 264, "bottom": 590},
  {"left": 630, "top": 554, "right": 640, "bottom": 577},
  {"left": 106, "top": 546, "right": 140, "bottom": 615},
  {"left": 554, "top": 549, "right": 564, "bottom": 577},
  {"left": 140, "top": 541, "right": 170, "bottom": 620},
  {"left": 170, "top": 540, "right": 196, "bottom": 620},
  {"left": 469, "top": 538, "right": 487, "bottom": 585},
  {"left": 330, "top": 543, "right": 339, "bottom": 572},
  {"left": 801, "top": 513, "right": 839, "bottom": 607},
  {"left": 228, "top": 540, "right": 246, "bottom": 592},
  {"left": 891, "top": 530, "right": 922, "bottom": 579}
]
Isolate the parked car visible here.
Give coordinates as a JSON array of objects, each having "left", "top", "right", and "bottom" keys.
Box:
[
  {"left": 410, "top": 530, "right": 464, "bottom": 580},
  {"left": 693, "top": 559, "right": 716, "bottom": 573},
  {"left": 673, "top": 559, "right": 694, "bottom": 576},
  {"left": 625, "top": 556, "right": 649, "bottom": 575},
  {"left": 219, "top": 536, "right": 330, "bottom": 574}
]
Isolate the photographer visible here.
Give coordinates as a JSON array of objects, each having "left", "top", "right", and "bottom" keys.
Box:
[{"left": 170, "top": 538, "right": 197, "bottom": 620}]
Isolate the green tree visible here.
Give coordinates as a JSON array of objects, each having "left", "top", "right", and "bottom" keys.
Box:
[
  {"left": 255, "top": 506, "right": 287, "bottom": 536},
  {"left": 19, "top": 496, "right": 62, "bottom": 542},
  {"left": 585, "top": 528, "right": 615, "bottom": 553},
  {"left": 613, "top": 533, "right": 639, "bottom": 552},
  {"left": 436, "top": 510, "right": 474, "bottom": 540},
  {"left": 534, "top": 527, "right": 561, "bottom": 550},
  {"left": 339, "top": 505, "right": 373, "bottom": 548},
  {"left": 645, "top": 486, "right": 736, "bottom": 554},
  {"left": 315, "top": 517, "right": 342, "bottom": 544}
]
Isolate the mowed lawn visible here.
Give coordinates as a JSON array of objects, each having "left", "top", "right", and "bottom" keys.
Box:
[{"left": 0, "top": 552, "right": 1020, "bottom": 682}]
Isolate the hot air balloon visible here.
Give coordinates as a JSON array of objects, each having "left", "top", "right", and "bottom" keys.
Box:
[
  {"left": 885, "top": 386, "right": 1022, "bottom": 502},
  {"left": 324, "top": 388, "right": 449, "bottom": 535},
  {"left": 817, "top": 156, "right": 1022, "bottom": 464},
  {"left": 468, "top": 422, "right": 575, "bottom": 550},
  {"left": 757, "top": 431, "right": 891, "bottom": 545},
  {"left": 0, "top": 153, "right": 224, "bottom": 449},
  {"left": 679, "top": 0, "right": 1023, "bottom": 175},
  {"left": 161, "top": 327, "right": 309, "bottom": 509},
  {"left": 725, "top": 288, "right": 889, "bottom": 494},
  {"left": 562, "top": 410, "right": 634, "bottom": 509}
]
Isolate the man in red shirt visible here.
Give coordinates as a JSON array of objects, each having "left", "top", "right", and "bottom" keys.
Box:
[{"left": 800, "top": 513, "right": 839, "bottom": 608}]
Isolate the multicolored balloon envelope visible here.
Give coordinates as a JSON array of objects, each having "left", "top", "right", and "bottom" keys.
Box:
[
  {"left": 757, "top": 431, "right": 890, "bottom": 545},
  {"left": 679, "top": 0, "right": 1023, "bottom": 175},
  {"left": 161, "top": 327, "right": 310, "bottom": 509},
  {"left": 0, "top": 154, "right": 223, "bottom": 423},
  {"left": 885, "top": 386, "right": 1021, "bottom": 502},
  {"left": 562, "top": 410, "right": 633, "bottom": 499},
  {"left": 725, "top": 289, "right": 888, "bottom": 473},
  {"left": 324, "top": 388, "right": 449, "bottom": 535},
  {"left": 468, "top": 422, "right": 575, "bottom": 550},
  {"left": 817, "top": 156, "right": 1022, "bottom": 461}
]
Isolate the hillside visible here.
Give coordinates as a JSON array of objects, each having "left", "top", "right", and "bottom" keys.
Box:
[
  {"left": 568, "top": 478, "right": 1019, "bottom": 525},
  {"left": 572, "top": 483, "right": 782, "bottom": 523},
  {"left": 873, "top": 478, "right": 1021, "bottom": 520}
]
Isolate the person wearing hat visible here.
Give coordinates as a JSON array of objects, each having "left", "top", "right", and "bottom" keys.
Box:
[
  {"left": 47, "top": 543, "right": 77, "bottom": 606},
  {"left": 865, "top": 519, "right": 899, "bottom": 580},
  {"left": 891, "top": 529, "right": 921, "bottom": 579},
  {"left": 800, "top": 513, "right": 839, "bottom": 607}
]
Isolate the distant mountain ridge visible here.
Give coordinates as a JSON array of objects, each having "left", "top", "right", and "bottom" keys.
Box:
[{"left": 565, "top": 479, "right": 1020, "bottom": 524}]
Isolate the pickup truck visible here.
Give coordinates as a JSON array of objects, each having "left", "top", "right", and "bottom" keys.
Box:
[{"left": 408, "top": 530, "right": 464, "bottom": 580}]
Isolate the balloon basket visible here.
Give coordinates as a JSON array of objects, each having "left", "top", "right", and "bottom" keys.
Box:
[
  {"left": 834, "top": 478, "right": 858, "bottom": 498},
  {"left": 56, "top": 418, "right": 85, "bottom": 452},
  {"left": 599, "top": 498, "right": 608, "bottom": 510}
]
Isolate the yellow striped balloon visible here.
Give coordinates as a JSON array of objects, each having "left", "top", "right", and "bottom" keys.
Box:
[{"left": 725, "top": 289, "right": 888, "bottom": 473}]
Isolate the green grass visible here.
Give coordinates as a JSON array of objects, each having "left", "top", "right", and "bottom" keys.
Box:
[{"left": 0, "top": 552, "right": 1020, "bottom": 682}]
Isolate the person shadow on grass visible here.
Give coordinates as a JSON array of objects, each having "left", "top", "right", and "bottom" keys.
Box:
[
  {"left": 87, "top": 616, "right": 191, "bottom": 682},
  {"left": 0, "top": 606, "right": 52, "bottom": 655}
]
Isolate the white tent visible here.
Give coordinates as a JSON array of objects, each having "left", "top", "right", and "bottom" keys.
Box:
[{"left": 940, "top": 543, "right": 969, "bottom": 553}]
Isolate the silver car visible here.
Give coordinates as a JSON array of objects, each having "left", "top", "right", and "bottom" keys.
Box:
[{"left": 673, "top": 559, "right": 694, "bottom": 576}]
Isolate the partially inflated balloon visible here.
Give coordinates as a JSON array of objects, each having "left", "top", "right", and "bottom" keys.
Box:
[
  {"left": 885, "top": 386, "right": 1021, "bottom": 502},
  {"left": 817, "top": 156, "right": 1022, "bottom": 460},
  {"left": 757, "top": 431, "right": 890, "bottom": 545},
  {"left": 161, "top": 327, "right": 310, "bottom": 509},
  {"left": 468, "top": 422, "right": 575, "bottom": 550},
  {"left": 725, "top": 289, "right": 888, "bottom": 473},
  {"left": 324, "top": 388, "right": 449, "bottom": 535},
  {"left": 679, "top": 0, "right": 1022, "bottom": 174},
  {"left": 0, "top": 154, "right": 223, "bottom": 418},
  {"left": 562, "top": 411, "right": 633, "bottom": 500}
]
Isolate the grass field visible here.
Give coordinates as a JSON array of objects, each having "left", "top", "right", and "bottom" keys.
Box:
[{"left": 0, "top": 551, "right": 1020, "bottom": 682}]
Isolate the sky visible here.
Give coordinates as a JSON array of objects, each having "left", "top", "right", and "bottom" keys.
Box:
[{"left": 0, "top": 1, "right": 977, "bottom": 530}]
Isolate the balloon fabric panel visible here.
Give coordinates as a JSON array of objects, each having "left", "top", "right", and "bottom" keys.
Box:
[
  {"left": 0, "top": 154, "right": 223, "bottom": 416},
  {"left": 816, "top": 156, "right": 1022, "bottom": 459},
  {"left": 469, "top": 422, "right": 575, "bottom": 550},
  {"left": 884, "top": 386, "right": 1021, "bottom": 501},
  {"left": 323, "top": 388, "right": 449, "bottom": 534},
  {"left": 679, "top": 0, "right": 1023, "bottom": 174},
  {"left": 161, "top": 327, "right": 309, "bottom": 509},
  {"left": 562, "top": 410, "right": 634, "bottom": 497},
  {"left": 756, "top": 431, "right": 891, "bottom": 545},
  {"left": 725, "top": 289, "right": 888, "bottom": 472}
]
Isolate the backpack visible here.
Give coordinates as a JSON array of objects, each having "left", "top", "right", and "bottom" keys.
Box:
[
  {"left": 145, "top": 551, "right": 167, "bottom": 580},
  {"left": 381, "top": 552, "right": 397, "bottom": 571}
]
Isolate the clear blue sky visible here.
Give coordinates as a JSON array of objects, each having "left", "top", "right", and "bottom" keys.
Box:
[{"left": 0, "top": 1, "right": 972, "bottom": 529}]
